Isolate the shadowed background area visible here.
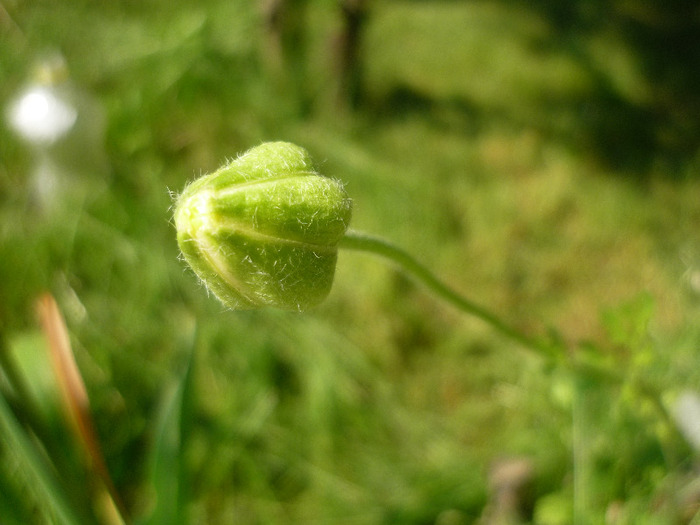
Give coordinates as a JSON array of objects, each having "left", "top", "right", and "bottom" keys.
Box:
[{"left": 1, "top": 1, "right": 700, "bottom": 523}]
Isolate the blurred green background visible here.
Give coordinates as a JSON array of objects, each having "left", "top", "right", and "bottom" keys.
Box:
[{"left": 2, "top": 0, "right": 700, "bottom": 523}]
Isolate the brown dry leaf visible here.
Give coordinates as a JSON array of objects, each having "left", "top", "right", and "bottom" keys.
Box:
[{"left": 36, "top": 292, "right": 129, "bottom": 525}]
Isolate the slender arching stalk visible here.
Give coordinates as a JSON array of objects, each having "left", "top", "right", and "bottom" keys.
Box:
[
  {"left": 338, "top": 230, "right": 686, "bottom": 441},
  {"left": 339, "top": 230, "right": 552, "bottom": 358}
]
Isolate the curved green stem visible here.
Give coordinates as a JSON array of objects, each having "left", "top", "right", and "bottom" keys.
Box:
[
  {"left": 339, "top": 230, "right": 552, "bottom": 358},
  {"left": 339, "top": 230, "right": 684, "bottom": 445}
]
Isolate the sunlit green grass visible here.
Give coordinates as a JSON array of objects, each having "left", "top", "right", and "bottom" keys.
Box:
[{"left": 1, "top": 0, "right": 700, "bottom": 523}]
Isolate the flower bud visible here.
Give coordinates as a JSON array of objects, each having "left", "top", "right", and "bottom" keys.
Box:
[{"left": 174, "top": 142, "right": 352, "bottom": 311}]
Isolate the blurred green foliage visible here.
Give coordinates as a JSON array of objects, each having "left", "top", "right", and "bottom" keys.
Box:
[{"left": 1, "top": 0, "right": 700, "bottom": 523}]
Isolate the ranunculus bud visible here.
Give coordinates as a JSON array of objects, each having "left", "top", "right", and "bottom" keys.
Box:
[{"left": 174, "top": 142, "right": 353, "bottom": 311}]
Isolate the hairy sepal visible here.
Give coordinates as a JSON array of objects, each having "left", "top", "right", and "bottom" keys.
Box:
[{"left": 174, "top": 142, "right": 352, "bottom": 311}]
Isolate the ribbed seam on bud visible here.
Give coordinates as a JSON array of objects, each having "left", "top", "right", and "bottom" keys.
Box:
[{"left": 174, "top": 142, "right": 352, "bottom": 311}]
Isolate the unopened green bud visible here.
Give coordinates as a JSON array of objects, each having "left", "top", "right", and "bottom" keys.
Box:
[{"left": 174, "top": 142, "right": 353, "bottom": 311}]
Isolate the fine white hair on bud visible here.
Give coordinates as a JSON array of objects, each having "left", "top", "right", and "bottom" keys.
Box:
[{"left": 174, "top": 142, "right": 353, "bottom": 311}]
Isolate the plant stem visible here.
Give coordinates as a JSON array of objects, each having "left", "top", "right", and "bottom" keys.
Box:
[
  {"left": 339, "top": 230, "right": 551, "bottom": 358},
  {"left": 339, "top": 230, "right": 683, "bottom": 447}
]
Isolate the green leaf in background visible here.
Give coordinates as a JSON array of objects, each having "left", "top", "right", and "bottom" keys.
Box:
[
  {"left": 139, "top": 345, "right": 195, "bottom": 525},
  {"left": 602, "top": 292, "right": 656, "bottom": 352},
  {"left": 0, "top": 458, "right": 39, "bottom": 525},
  {"left": 0, "top": 391, "right": 84, "bottom": 525}
]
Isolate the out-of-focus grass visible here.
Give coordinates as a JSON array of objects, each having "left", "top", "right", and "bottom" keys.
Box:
[{"left": 1, "top": 0, "right": 700, "bottom": 523}]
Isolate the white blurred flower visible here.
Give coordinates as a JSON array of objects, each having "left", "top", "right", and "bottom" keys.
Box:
[
  {"left": 5, "top": 53, "right": 108, "bottom": 215},
  {"left": 673, "top": 390, "right": 700, "bottom": 451},
  {"left": 7, "top": 85, "right": 77, "bottom": 145}
]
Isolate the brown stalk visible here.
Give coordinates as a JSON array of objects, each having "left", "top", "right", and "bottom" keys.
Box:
[{"left": 36, "top": 293, "right": 130, "bottom": 524}]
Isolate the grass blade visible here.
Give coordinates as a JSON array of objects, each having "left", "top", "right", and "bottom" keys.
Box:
[
  {"left": 0, "top": 389, "right": 83, "bottom": 525},
  {"left": 139, "top": 345, "right": 195, "bottom": 525}
]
